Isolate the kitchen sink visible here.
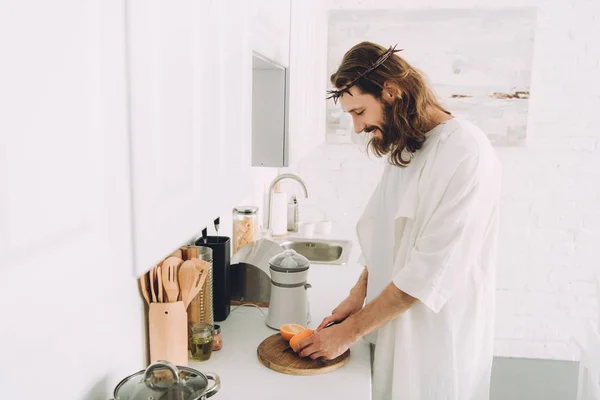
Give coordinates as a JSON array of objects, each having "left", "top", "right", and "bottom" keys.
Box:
[{"left": 275, "top": 238, "right": 352, "bottom": 265}]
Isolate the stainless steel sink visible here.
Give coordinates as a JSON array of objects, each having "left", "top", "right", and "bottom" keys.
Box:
[{"left": 275, "top": 238, "right": 352, "bottom": 265}]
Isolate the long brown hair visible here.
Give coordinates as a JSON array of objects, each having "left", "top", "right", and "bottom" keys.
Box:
[{"left": 330, "top": 41, "right": 451, "bottom": 167}]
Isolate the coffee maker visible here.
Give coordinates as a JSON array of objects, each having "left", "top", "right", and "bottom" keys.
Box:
[{"left": 266, "top": 249, "right": 311, "bottom": 329}]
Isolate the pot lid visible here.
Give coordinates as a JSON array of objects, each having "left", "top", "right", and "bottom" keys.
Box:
[
  {"left": 113, "top": 361, "right": 213, "bottom": 400},
  {"left": 269, "top": 249, "right": 310, "bottom": 272}
]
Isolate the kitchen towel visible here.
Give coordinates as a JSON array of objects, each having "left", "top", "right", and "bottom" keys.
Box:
[{"left": 270, "top": 191, "right": 288, "bottom": 236}]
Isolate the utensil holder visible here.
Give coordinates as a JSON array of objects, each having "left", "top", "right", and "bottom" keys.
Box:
[{"left": 148, "top": 301, "right": 188, "bottom": 366}]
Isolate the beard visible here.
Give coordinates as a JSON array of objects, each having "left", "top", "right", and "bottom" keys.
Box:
[
  {"left": 366, "top": 98, "right": 428, "bottom": 167},
  {"left": 366, "top": 101, "right": 396, "bottom": 156}
]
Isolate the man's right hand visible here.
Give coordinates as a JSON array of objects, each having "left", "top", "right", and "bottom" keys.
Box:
[{"left": 316, "top": 291, "right": 364, "bottom": 331}]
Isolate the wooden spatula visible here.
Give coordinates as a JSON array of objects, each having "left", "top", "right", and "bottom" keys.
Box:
[
  {"left": 161, "top": 256, "right": 183, "bottom": 302},
  {"left": 186, "top": 259, "right": 210, "bottom": 309}
]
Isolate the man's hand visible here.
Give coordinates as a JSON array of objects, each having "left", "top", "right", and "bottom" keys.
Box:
[
  {"left": 302, "top": 283, "right": 418, "bottom": 361},
  {"left": 296, "top": 323, "right": 356, "bottom": 360},
  {"left": 316, "top": 291, "right": 364, "bottom": 331}
]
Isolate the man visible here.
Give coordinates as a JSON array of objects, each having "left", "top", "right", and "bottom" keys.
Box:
[{"left": 296, "top": 41, "right": 502, "bottom": 399}]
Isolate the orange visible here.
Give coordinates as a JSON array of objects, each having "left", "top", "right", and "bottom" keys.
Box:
[
  {"left": 280, "top": 323, "right": 306, "bottom": 341},
  {"left": 289, "top": 328, "right": 314, "bottom": 352}
]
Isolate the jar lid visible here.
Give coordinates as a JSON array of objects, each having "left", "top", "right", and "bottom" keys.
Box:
[
  {"left": 191, "top": 323, "right": 214, "bottom": 339},
  {"left": 269, "top": 249, "right": 310, "bottom": 272},
  {"left": 213, "top": 324, "right": 221, "bottom": 334},
  {"left": 233, "top": 205, "right": 258, "bottom": 215}
]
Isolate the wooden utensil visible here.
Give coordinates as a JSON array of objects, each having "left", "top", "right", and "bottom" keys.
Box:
[
  {"left": 188, "top": 259, "right": 209, "bottom": 306},
  {"left": 161, "top": 256, "right": 182, "bottom": 302},
  {"left": 178, "top": 260, "right": 197, "bottom": 308},
  {"left": 139, "top": 273, "right": 150, "bottom": 305},
  {"left": 180, "top": 245, "right": 199, "bottom": 261},
  {"left": 156, "top": 265, "right": 164, "bottom": 303},
  {"left": 257, "top": 333, "right": 350, "bottom": 375},
  {"left": 148, "top": 267, "right": 157, "bottom": 303},
  {"left": 169, "top": 249, "right": 183, "bottom": 259}
]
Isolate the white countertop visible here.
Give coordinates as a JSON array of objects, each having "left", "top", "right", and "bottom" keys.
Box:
[{"left": 189, "top": 261, "right": 372, "bottom": 400}]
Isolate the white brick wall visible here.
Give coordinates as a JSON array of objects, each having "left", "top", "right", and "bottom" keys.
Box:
[{"left": 279, "top": 0, "right": 600, "bottom": 360}]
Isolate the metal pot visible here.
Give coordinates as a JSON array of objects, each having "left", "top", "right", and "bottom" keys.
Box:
[{"left": 111, "top": 361, "right": 220, "bottom": 400}]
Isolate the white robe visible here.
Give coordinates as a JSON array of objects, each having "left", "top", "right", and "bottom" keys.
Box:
[{"left": 357, "top": 118, "right": 502, "bottom": 400}]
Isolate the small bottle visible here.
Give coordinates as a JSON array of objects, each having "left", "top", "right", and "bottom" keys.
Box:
[
  {"left": 287, "top": 195, "right": 298, "bottom": 232},
  {"left": 212, "top": 324, "right": 222, "bottom": 351},
  {"left": 190, "top": 323, "right": 214, "bottom": 361}
]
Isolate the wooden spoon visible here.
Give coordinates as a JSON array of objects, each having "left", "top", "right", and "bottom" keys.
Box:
[
  {"left": 148, "top": 267, "right": 157, "bottom": 303},
  {"left": 156, "top": 265, "right": 164, "bottom": 303},
  {"left": 139, "top": 273, "right": 150, "bottom": 305},
  {"left": 161, "top": 256, "right": 183, "bottom": 302},
  {"left": 169, "top": 249, "right": 183, "bottom": 259}
]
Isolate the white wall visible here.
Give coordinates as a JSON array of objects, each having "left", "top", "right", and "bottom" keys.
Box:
[{"left": 280, "top": 0, "right": 600, "bottom": 360}]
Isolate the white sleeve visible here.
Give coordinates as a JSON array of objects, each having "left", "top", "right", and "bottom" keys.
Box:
[
  {"left": 356, "top": 174, "right": 385, "bottom": 268},
  {"left": 392, "top": 151, "right": 494, "bottom": 313}
]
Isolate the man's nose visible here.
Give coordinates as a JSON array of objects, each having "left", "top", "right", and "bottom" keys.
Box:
[{"left": 353, "top": 119, "right": 366, "bottom": 134}]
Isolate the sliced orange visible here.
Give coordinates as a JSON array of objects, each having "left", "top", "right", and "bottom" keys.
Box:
[
  {"left": 280, "top": 323, "right": 306, "bottom": 341},
  {"left": 289, "top": 328, "right": 314, "bottom": 352}
]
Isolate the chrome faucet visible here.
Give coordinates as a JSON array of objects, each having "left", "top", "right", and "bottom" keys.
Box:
[{"left": 267, "top": 173, "right": 309, "bottom": 232}]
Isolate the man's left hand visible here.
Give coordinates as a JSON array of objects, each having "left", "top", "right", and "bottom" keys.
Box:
[{"left": 296, "top": 323, "right": 356, "bottom": 360}]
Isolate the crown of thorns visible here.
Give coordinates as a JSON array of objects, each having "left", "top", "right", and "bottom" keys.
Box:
[{"left": 326, "top": 44, "right": 403, "bottom": 104}]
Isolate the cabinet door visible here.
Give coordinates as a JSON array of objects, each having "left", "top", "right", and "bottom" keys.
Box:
[
  {"left": 192, "top": 0, "right": 252, "bottom": 225},
  {"left": 217, "top": 0, "right": 253, "bottom": 205},
  {"left": 127, "top": 0, "right": 253, "bottom": 273},
  {"left": 288, "top": 0, "right": 328, "bottom": 166},
  {"left": 251, "top": 0, "right": 291, "bottom": 66},
  {"left": 0, "top": 0, "right": 136, "bottom": 395},
  {"left": 127, "top": 0, "right": 207, "bottom": 275}
]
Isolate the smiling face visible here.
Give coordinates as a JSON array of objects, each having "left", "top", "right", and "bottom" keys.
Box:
[{"left": 339, "top": 86, "right": 387, "bottom": 140}]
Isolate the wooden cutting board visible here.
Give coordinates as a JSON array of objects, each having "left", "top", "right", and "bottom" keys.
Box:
[{"left": 257, "top": 333, "right": 350, "bottom": 375}]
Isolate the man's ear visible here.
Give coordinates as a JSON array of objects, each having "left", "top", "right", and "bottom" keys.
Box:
[{"left": 383, "top": 81, "right": 400, "bottom": 103}]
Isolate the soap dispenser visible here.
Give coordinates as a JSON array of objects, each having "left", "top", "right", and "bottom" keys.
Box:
[{"left": 287, "top": 195, "right": 298, "bottom": 232}]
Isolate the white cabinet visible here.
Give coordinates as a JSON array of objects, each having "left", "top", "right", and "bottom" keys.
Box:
[
  {"left": 0, "top": 0, "right": 138, "bottom": 396},
  {"left": 287, "top": 0, "right": 329, "bottom": 166},
  {"left": 127, "top": 0, "right": 252, "bottom": 275},
  {"left": 211, "top": 1, "right": 253, "bottom": 208},
  {"left": 251, "top": 0, "right": 291, "bottom": 67}
]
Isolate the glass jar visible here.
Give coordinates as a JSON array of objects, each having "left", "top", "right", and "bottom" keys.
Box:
[
  {"left": 190, "top": 323, "right": 214, "bottom": 361},
  {"left": 212, "top": 324, "right": 222, "bottom": 351},
  {"left": 232, "top": 206, "right": 259, "bottom": 254}
]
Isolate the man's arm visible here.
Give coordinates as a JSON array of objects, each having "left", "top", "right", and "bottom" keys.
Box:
[
  {"left": 299, "top": 281, "right": 417, "bottom": 360},
  {"left": 316, "top": 266, "right": 369, "bottom": 330},
  {"left": 351, "top": 265, "right": 369, "bottom": 300},
  {"left": 345, "top": 282, "right": 416, "bottom": 340}
]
